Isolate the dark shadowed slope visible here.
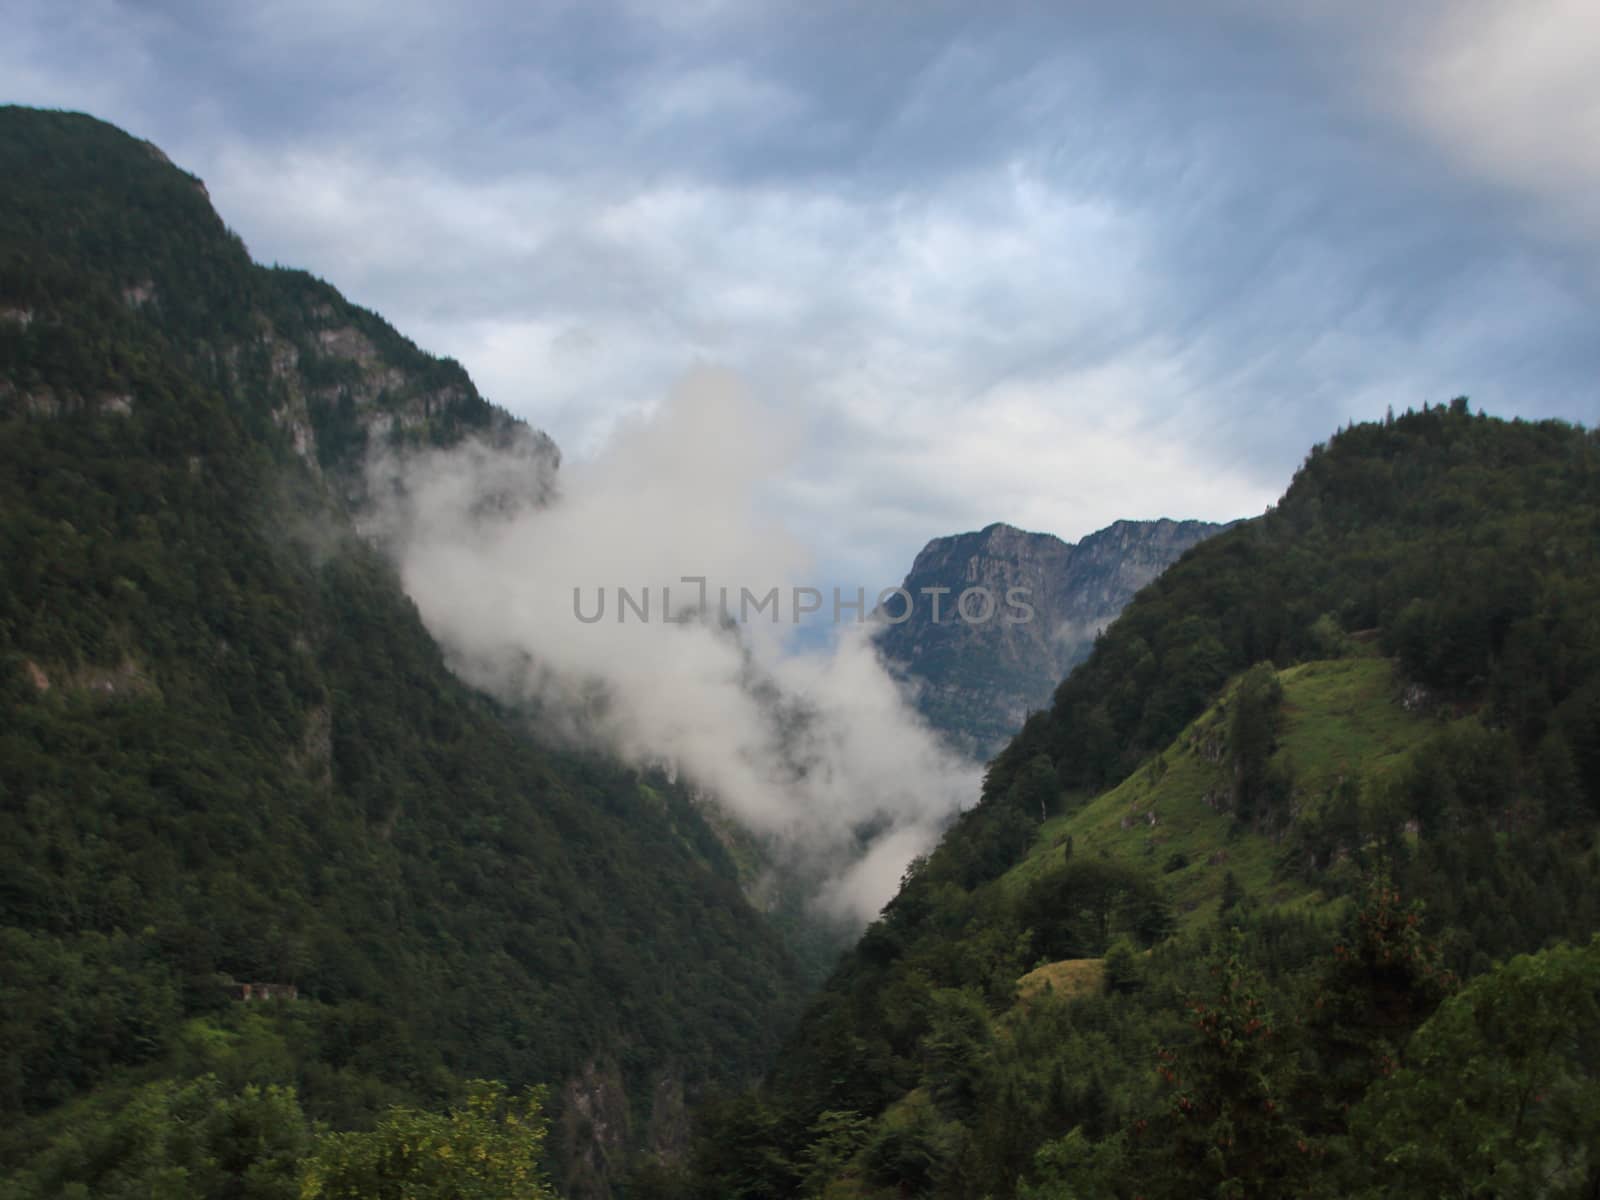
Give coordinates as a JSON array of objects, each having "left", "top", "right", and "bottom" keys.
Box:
[{"left": 0, "top": 106, "right": 803, "bottom": 1198}]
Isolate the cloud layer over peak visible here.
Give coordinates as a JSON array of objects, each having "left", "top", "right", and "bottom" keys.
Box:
[{"left": 6, "top": 0, "right": 1597, "bottom": 627}]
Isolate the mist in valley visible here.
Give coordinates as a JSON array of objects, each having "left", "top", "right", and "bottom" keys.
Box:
[{"left": 369, "top": 367, "right": 982, "bottom": 923}]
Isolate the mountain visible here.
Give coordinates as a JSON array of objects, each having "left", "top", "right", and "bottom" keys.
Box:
[
  {"left": 9, "top": 103, "right": 1599, "bottom": 1200},
  {"left": 666, "top": 404, "right": 1600, "bottom": 1199},
  {"left": 875, "top": 519, "right": 1226, "bottom": 758},
  {"left": 0, "top": 107, "right": 804, "bottom": 1197}
]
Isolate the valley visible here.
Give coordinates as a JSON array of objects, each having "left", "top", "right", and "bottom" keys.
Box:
[{"left": 2, "top": 101, "right": 1598, "bottom": 1200}]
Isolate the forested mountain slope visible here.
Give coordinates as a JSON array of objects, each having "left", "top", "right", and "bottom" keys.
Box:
[
  {"left": 0, "top": 107, "right": 804, "bottom": 1197},
  {"left": 661, "top": 404, "right": 1600, "bottom": 1200}
]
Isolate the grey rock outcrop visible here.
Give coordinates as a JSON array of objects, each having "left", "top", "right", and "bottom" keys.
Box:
[{"left": 876, "top": 518, "right": 1228, "bottom": 759}]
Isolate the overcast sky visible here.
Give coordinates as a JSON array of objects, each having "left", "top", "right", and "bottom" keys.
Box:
[{"left": 9, "top": 0, "right": 1600, "bottom": 589}]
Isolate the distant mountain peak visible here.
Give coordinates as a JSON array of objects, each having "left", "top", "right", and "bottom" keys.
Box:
[{"left": 878, "top": 516, "right": 1230, "bottom": 759}]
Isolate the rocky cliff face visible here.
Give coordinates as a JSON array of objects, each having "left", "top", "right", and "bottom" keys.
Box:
[{"left": 876, "top": 518, "right": 1228, "bottom": 758}]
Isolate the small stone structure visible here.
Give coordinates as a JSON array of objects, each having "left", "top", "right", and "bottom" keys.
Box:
[{"left": 224, "top": 981, "right": 299, "bottom": 1002}]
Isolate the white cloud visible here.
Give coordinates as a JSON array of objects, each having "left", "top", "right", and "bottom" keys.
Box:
[
  {"left": 1405, "top": 0, "right": 1600, "bottom": 244},
  {"left": 9, "top": 0, "right": 1597, "bottom": 608},
  {"left": 1265, "top": 0, "right": 1600, "bottom": 251},
  {"left": 374, "top": 370, "right": 982, "bottom": 922},
  {"left": 191, "top": 133, "right": 1274, "bottom": 567}
]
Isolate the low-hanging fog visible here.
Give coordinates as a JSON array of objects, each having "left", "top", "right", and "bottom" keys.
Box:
[{"left": 369, "top": 368, "right": 982, "bottom": 923}]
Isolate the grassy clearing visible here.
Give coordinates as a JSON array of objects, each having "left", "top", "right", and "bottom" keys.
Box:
[
  {"left": 1015, "top": 958, "right": 1105, "bottom": 1006},
  {"left": 999, "top": 657, "right": 1438, "bottom": 932},
  {"left": 1273, "top": 657, "right": 1431, "bottom": 803}
]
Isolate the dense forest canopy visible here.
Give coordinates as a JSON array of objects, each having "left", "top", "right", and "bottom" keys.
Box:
[
  {"left": 650, "top": 403, "right": 1600, "bottom": 1199},
  {"left": 0, "top": 106, "right": 804, "bottom": 1199}
]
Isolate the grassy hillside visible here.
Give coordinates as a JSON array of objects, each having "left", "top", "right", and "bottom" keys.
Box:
[
  {"left": 659, "top": 406, "right": 1600, "bottom": 1200},
  {"left": 1003, "top": 655, "right": 1435, "bottom": 931}
]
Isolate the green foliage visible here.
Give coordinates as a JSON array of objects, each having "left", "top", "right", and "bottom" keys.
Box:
[
  {"left": 1217, "top": 871, "right": 1245, "bottom": 923},
  {"left": 921, "top": 989, "right": 992, "bottom": 1121},
  {"left": 684, "top": 1093, "right": 798, "bottom": 1200},
  {"left": 2, "top": 1075, "right": 308, "bottom": 1200},
  {"left": 7, "top": 1079, "right": 562, "bottom": 1200},
  {"left": 1303, "top": 876, "right": 1455, "bottom": 1128},
  {"left": 984, "top": 402, "right": 1600, "bottom": 848},
  {"left": 1002, "top": 656, "right": 1435, "bottom": 937},
  {"left": 1019, "top": 1127, "right": 1128, "bottom": 1200},
  {"left": 667, "top": 405, "right": 1600, "bottom": 1200},
  {"left": 1101, "top": 939, "right": 1142, "bottom": 996},
  {"left": 1228, "top": 662, "right": 1288, "bottom": 829},
  {"left": 302, "top": 1079, "right": 555, "bottom": 1200},
  {"left": 1147, "top": 939, "right": 1310, "bottom": 1200},
  {"left": 795, "top": 1110, "right": 871, "bottom": 1198},
  {"left": 0, "top": 927, "right": 181, "bottom": 1111},
  {"left": 1351, "top": 937, "right": 1600, "bottom": 1197},
  {"left": 0, "top": 106, "right": 803, "bottom": 1192},
  {"left": 1307, "top": 612, "right": 1351, "bottom": 659},
  {"left": 1019, "top": 859, "right": 1172, "bottom": 960},
  {"left": 861, "top": 1093, "right": 958, "bottom": 1195},
  {"left": 1009, "top": 755, "right": 1064, "bottom": 822}
]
